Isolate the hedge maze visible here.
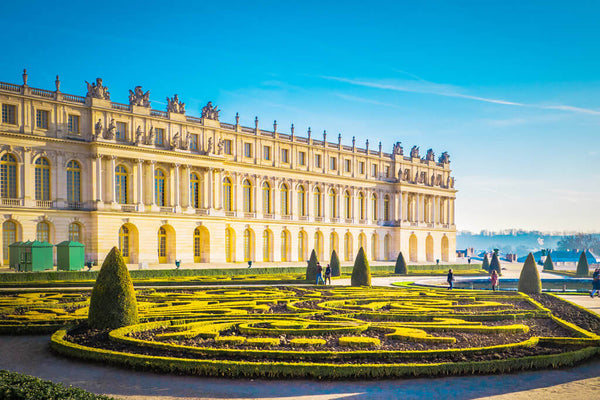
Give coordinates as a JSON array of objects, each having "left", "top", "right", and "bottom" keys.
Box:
[{"left": 1, "top": 285, "right": 600, "bottom": 379}]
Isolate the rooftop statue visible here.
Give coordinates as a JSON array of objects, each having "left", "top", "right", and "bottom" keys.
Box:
[
  {"left": 85, "top": 78, "right": 111, "bottom": 100},
  {"left": 146, "top": 126, "right": 155, "bottom": 145},
  {"left": 392, "top": 141, "right": 403, "bottom": 156},
  {"left": 201, "top": 101, "right": 220, "bottom": 121},
  {"left": 425, "top": 148, "right": 435, "bottom": 161},
  {"left": 106, "top": 119, "right": 116, "bottom": 140},
  {"left": 129, "top": 86, "right": 150, "bottom": 107},
  {"left": 94, "top": 119, "right": 103, "bottom": 141},
  {"left": 410, "top": 145, "right": 419, "bottom": 158},
  {"left": 167, "top": 94, "right": 185, "bottom": 114},
  {"left": 135, "top": 126, "right": 143, "bottom": 145},
  {"left": 439, "top": 151, "right": 450, "bottom": 164},
  {"left": 217, "top": 138, "right": 224, "bottom": 155}
]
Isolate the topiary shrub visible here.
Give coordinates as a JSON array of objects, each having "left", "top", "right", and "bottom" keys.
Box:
[
  {"left": 351, "top": 247, "right": 371, "bottom": 287},
  {"left": 305, "top": 249, "right": 318, "bottom": 282},
  {"left": 88, "top": 247, "right": 138, "bottom": 330},
  {"left": 489, "top": 252, "right": 501, "bottom": 275},
  {"left": 394, "top": 252, "right": 407, "bottom": 274},
  {"left": 543, "top": 253, "right": 554, "bottom": 271},
  {"left": 517, "top": 253, "right": 542, "bottom": 294},
  {"left": 330, "top": 249, "right": 341, "bottom": 277},
  {"left": 482, "top": 254, "right": 490, "bottom": 271},
  {"left": 576, "top": 251, "right": 590, "bottom": 277}
]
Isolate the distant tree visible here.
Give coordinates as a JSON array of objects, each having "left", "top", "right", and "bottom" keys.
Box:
[
  {"left": 329, "top": 250, "right": 341, "bottom": 277},
  {"left": 394, "top": 252, "right": 407, "bottom": 274},
  {"left": 518, "top": 253, "right": 542, "bottom": 294},
  {"left": 306, "top": 250, "right": 318, "bottom": 282},
  {"left": 482, "top": 254, "right": 490, "bottom": 271},
  {"left": 543, "top": 253, "right": 554, "bottom": 271},
  {"left": 557, "top": 234, "right": 600, "bottom": 254},
  {"left": 576, "top": 251, "right": 590, "bottom": 277},
  {"left": 351, "top": 247, "right": 371, "bottom": 286},
  {"left": 489, "top": 252, "right": 501, "bottom": 275}
]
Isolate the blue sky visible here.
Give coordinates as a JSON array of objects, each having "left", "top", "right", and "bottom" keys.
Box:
[{"left": 1, "top": 1, "right": 599, "bottom": 232}]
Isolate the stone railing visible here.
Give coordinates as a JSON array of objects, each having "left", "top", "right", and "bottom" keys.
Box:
[
  {"left": 263, "top": 213, "right": 274, "bottom": 219},
  {"left": 121, "top": 204, "right": 138, "bottom": 212},
  {"left": 281, "top": 214, "right": 292, "bottom": 220},
  {"left": 225, "top": 211, "right": 236, "bottom": 217},
  {"left": 0, "top": 82, "right": 21, "bottom": 93},
  {"left": 186, "top": 116, "right": 202, "bottom": 124},
  {"left": 111, "top": 102, "right": 130, "bottom": 112},
  {"left": 62, "top": 94, "right": 86, "bottom": 103},
  {"left": 244, "top": 212, "right": 256, "bottom": 218},
  {"left": 195, "top": 209, "right": 209, "bottom": 215},
  {"left": 35, "top": 200, "right": 53, "bottom": 208},
  {"left": 1, "top": 198, "right": 23, "bottom": 207},
  {"left": 151, "top": 109, "right": 168, "bottom": 118},
  {"left": 67, "top": 201, "right": 83, "bottom": 210},
  {"left": 159, "top": 206, "right": 175, "bottom": 213},
  {"left": 31, "top": 88, "right": 54, "bottom": 98}
]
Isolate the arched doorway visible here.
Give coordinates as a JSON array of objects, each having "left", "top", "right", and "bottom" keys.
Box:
[
  {"left": 330, "top": 231, "right": 339, "bottom": 256},
  {"left": 384, "top": 234, "right": 391, "bottom": 261},
  {"left": 280, "top": 230, "right": 290, "bottom": 262},
  {"left": 298, "top": 230, "right": 307, "bottom": 261},
  {"left": 441, "top": 235, "right": 449, "bottom": 262},
  {"left": 118, "top": 223, "right": 139, "bottom": 264},
  {"left": 2, "top": 220, "right": 20, "bottom": 265},
  {"left": 244, "top": 228, "right": 255, "bottom": 262},
  {"left": 344, "top": 232, "right": 353, "bottom": 261},
  {"left": 314, "top": 231, "right": 324, "bottom": 261},
  {"left": 409, "top": 234, "right": 418, "bottom": 262},
  {"left": 158, "top": 225, "right": 176, "bottom": 263},
  {"left": 371, "top": 233, "right": 379, "bottom": 261},
  {"left": 426, "top": 235, "right": 434, "bottom": 262},
  {"left": 225, "top": 227, "right": 235, "bottom": 262},
  {"left": 193, "top": 226, "right": 210, "bottom": 263},
  {"left": 263, "top": 229, "right": 273, "bottom": 262},
  {"left": 358, "top": 233, "right": 367, "bottom": 254}
]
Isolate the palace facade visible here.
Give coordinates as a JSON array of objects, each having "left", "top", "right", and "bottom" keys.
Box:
[{"left": 0, "top": 71, "right": 457, "bottom": 267}]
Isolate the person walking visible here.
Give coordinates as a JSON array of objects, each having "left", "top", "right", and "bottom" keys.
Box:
[
  {"left": 324, "top": 264, "right": 332, "bottom": 285},
  {"left": 447, "top": 269, "right": 454, "bottom": 290},
  {"left": 316, "top": 262, "right": 324, "bottom": 285},
  {"left": 490, "top": 269, "right": 499, "bottom": 291},
  {"left": 591, "top": 268, "right": 600, "bottom": 298}
]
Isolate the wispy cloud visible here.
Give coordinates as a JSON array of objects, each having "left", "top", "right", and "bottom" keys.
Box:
[
  {"left": 334, "top": 93, "right": 403, "bottom": 109},
  {"left": 320, "top": 75, "right": 600, "bottom": 115}
]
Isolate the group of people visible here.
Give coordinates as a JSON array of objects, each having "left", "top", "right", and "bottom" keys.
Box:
[
  {"left": 315, "top": 262, "right": 332, "bottom": 285},
  {"left": 447, "top": 268, "right": 499, "bottom": 290},
  {"left": 591, "top": 268, "right": 600, "bottom": 297}
]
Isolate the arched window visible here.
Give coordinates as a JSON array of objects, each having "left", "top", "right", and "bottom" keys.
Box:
[
  {"left": 298, "top": 185, "right": 306, "bottom": 216},
  {"left": 262, "top": 182, "right": 271, "bottom": 214},
  {"left": 243, "top": 179, "right": 253, "bottom": 213},
  {"left": 158, "top": 227, "right": 167, "bottom": 263},
  {"left": 384, "top": 234, "right": 391, "bottom": 261},
  {"left": 358, "top": 192, "right": 365, "bottom": 220},
  {"left": 36, "top": 221, "right": 50, "bottom": 243},
  {"left": 193, "top": 227, "right": 209, "bottom": 263},
  {"left": 68, "top": 223, "right": 81, "bottom": 242},
  {"left": 371, "top": 193, "right": 378, "bottom": 221},
  {"left": 359, "top": 233, "right": 367, "bottom": 251},
  {"left": 243, "top": 228, "right": 253, "bottom": 261},
  {"left": 155, "top": 169, "right": 166, "bottom": 206},
  {"left": 263, "top": 229, "right": 272, "bottom": 262},
  {"left": 371, "top": 234, "right": 379, "bottom": 261},
  {"left": 344, "top": 190, "right": 351, "bottom": 219},
  {"left": 194, "top": 227, "right": 201, "bottom": 262},
  {"left": 119, "top": 225, "right": 130, "bottom": 263},
  {"left": 115, "top": 165, "right": 128, "bottom": 204},
  {"left": 34, "top": 157, "right": 51, "bottom": 201},
  {"left": 330, "top": 232, "right": 339, "bottom": 255},
  {"left": 344, "top": 232, "right": 353, "bottom": 261},
  {"left": 298, "top": 230, "right": 307, "bottom": 261},
  {"left": 314, "top": 231, "right": 323, "bottom": 261},
  {"left": 223, "top": 178, "right": 233, "bottom": 212},
  {"left": 329, "top": 189, "right": 337, "bottom": 218},
  {"left": 190, "top": 173, "right": 200, "bottom": 208},
  {"left": 225, "top": 227, "right": 234, "bottom": 262},
  {"left": 383, "top": 195, "right": 390, "bottom": 221},
  {"left": 2, "top": 221, "right": 17, "bottom": 264},
  {"left": 0, "top": 154, "right": 17, "bottom": 199},
  {"left": 280, "top": 184, "right": 289, "bottom": 215},
  {"left": 66, "top": 161, "right": 81, "bottom": 204},
  {"left": 314, "top": 187, "right": 322, "bottom": 217},
  {"left": 280, "top": 230, "right": 289, "bottom": 262}
]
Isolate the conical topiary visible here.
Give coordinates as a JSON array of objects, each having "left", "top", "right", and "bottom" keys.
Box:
[
  {"left": 482, "top": 254, "right": 490, "bottom": 271},
  {"left": 88, "top": 247, "right": 138, "bottom": 330},
  {"left": 489, "top": 252, "right": 501, "bottom": 275},
  {"left": 576, "top": 251, "right": 589, "bottom": 277},
  {"left": 394, "top": 252, "right": 407, "bottom": 274},
  {"left": 330, "top": 249, "right": 341, "bottom": 277},
  {"left": 518, "top": 253, "right": 542, "bottom": 294},
  {"left": 306, "top": 249, "right": 319, "bottom": 282},
  {"left": 351, "top": 247, "right": 371, "bottom": 286},
  {"left": 543, "top": 253, "right": 554, "bottom": 271}
]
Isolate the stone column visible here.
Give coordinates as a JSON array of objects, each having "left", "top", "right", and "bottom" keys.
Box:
[
  {"left": 451, "top": 198, "right": 455, "bottom": 225},
  {"left": 432, "top": 195, "right": 437, "bottom": 225},
  {"left": 173, "top": 163, "right": 181, "bottom": 212},
  {"left": 55, "top": 153, "right": 66, "bottom": 207},
  {"left": 215, "top": 169, "right": 223, "bottom": 209},
  {"left": 109, "top": 156, "right": 117, "bottom": 206},
  {"left": 149, "top": 161, "right": 156, "bottom": 207},
  {"left": 235, "top": 174, "right": 243, "bottom": 214},
  {"left": 273, "top": 178, "right": 281, "bottom": 218},
  {"left": 94, "top": 155, "right": 103, "bottom": 207},
  {"left": 182, "top": 165, "right": 191, "bottom": 211},
  {"left": 256, "top": 176, "right": 263, "bottom": 217},
  {"left": 415, "top": 194, "right": 420, "bottom": 223},
  {"left": 207, "top": 168, "right": 213, "bottom": 209},
  {"left": 289, "top": 180, "right": 296, "bottom": 219},
  {"left": 22, "top": 148, "right": 33, "bottom": 207},
  {"left": 136, "top": 159, "right": 145, "bottom": 211}
]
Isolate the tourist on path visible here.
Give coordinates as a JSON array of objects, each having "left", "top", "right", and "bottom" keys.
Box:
[
  {"left": 316, "top": 262, "right": 324, "bottom": 285},
  {"left": 591, "top": 268, "right": 600, "bottom": 298},
  {"left": 447, "top": 269, "right": 454, "bottom": 290},
  {"left": 490, "top": 270, "right": 499, "bottom": 291},
  {"left": 324, "top": 264, "right": 332, "bottom": 285}
]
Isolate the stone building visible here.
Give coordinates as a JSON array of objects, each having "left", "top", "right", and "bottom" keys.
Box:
[{"left": 0, "top": 71, "right": 457, "bottom": 267}]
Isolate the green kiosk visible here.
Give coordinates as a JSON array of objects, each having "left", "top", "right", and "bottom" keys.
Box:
[{"left": 56, "top": 241, "right": 85, "bottom": 271}]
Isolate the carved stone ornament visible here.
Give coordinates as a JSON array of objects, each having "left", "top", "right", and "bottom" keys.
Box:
[
  {"left": 170, "top": 131, "right": 181, "bottom": 150},
  {"left": 206, "top": 137, "right": 214, "bottom": 154},
  {"left": 425, "top": 148, "right": 435, "bottom": 162},
  {"left": 94, "top": 119, "right": 103, "bottom": 140},
  {"left": 410, "top": 145, "right": 419, "bottom": 158},
  {"left": 85, "top": 78, "right": 111, "bottom": 100},
  {"left": 181, "top": 133, "right": 190, "bottom": 150},
  {"left": 146, "top": 126, "right": 155, "bottom": 145},
  {"left": 128, "top": 86, "right": 151, "bottom": 107},
  {"left": 105, "top": 119, "right": 116, "bottom": 140},
  {"left": 439, "top": 151, "right": 450, "bottom": 164},
  {"left": 217, "top": 138, "right": 224, "bottom": 155},
  {"left": 135, "top": 126, "right": 143, "bottom": 145},
  {"left": 392, "top": 141, "right": 403, "bottom": 156},
  {"left": 166, "top": 94, "right": 185, "bottom": 114},
  {"left": 201, "top": 101, "right": 220, "bottom": 121}
]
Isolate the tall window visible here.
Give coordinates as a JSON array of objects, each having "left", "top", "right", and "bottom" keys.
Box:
[
  {"left": 68, "top": 223, "right": 81, "bottom": 242},
  {"left": 243, "top": 179, "right": 253, "bottom": 213},
  {"left": 119, "top": 225, "right": 130, "bottom": 262},
  {"left": 0, "top": 154, "right": 17, "bottom": 199},
  {"left": 190, "top": 134, "right": 198, "bottom": 150},
  {"left": 155, "top": 128, "right": 164, "bottom": 146},
  {"left": 384, "top": 195, "right": 390, "bottom": 221},
  {"left": 68, "top": 115, "right": 80, "bottom": 134},
  {"left": 2, "top": 104, "right": 16, "bottom": 124},
  {"left": 358, "top": 192, "right": 365, "bottom": 220},
  {"left": 2, "top": 221, "right": 17, "bottom": 263},
  {"left": 329, "top": 189, "right": 338, "bottom": 218},
  {"left": 67, "top": 161, "right": 81, "bottom": 204},
  {"left": 344, "top": 232, "right": 353, "bottom": 261},
  {"left": 344, "top": 190, "right": 351, "bottom": 219},
  {"left": 244, "top": 143, "right": 252, "bottom": 158},
  {"left": 190, "top": 173, "right": 200, "bottom": 208},
  {"left": 358, "top": 161, "right": 365, "bottom": 174},
  {"left": 155, "top": 169, "right": 166, "bottom": 206},
  {"left": 315, "top": 231, "right": 323, "bottom": 261},
  {"left": 281, "top": 148, "right": 289, "bottom": 163},
  {"left": 262, "top": 182, "right": 271, "bottom": 214},
  {"left": 263, "top": 146, "right": 271, "bottom": 161},
  {"left": 298, "top": 231, "right": 307, "bottom": 261},
  {"left": 298, "top": 185, "right": 306, "bottom": 216},
  {"left": 371, "top": 193, "right": 378, "bottom": 221},
  {"left": 193, "top": 227, "right": 202, "bottom": 262},
  {"left": 34, "top": 158, "right": 51, "bottom": 201},
  {"left": 115, "top": 165, "right": 128, "bottom": 204},
  {"left": 314, "top": 187, "right": 322, "bottom": 217},
  {"left": 37, "top": 222, "right": 50, "bottom": 243},
  {"left": 223, "top": 177, "right": 233, "bottom": 211},
  {"left": 315, "top": 154, "right": 322, "bottom": 168},
  {"left": 224, "top": 139, "right": 232, "bottom": 155},
  {"left": 116, "top": 122, "right": 127, "bottom": 140},
  {"left": 345, "top": 159, "right": 351, "bottom": 172},
  {"left": 243, "top": 229, "right": 253, "bottom": 261},
  {"left": 299, "top": 151, "right": 306, "bottom": 166},
  {"left": 225, "top": 228, "right": 233, "bottom": 262},
  {"left": 280, "top": 230, "right": 289, "bottom": 262},
  {"left": 263, "top": 230, "right": 272, "bottom": 262},
  {"left": 329, "top": 156, "right": 337, "bottom": 171},
  {"left": 36, "top": 110, "right": 49, "bottom": 129},
  {"left": 158, "top": 227, "right": 167, "bottom": 263},
  {"left": 384, "top": 234, "right": 391, "bottom": 261},
  {"left": 280, "top": 184, "right": 289, "bottom": 215}
]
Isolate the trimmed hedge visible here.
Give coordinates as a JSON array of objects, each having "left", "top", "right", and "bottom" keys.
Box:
[
  {"left": 489, "top": 253, "right": 501, "bottom": 275},
  {"left": 482, "top": 254, "right": 490, "bottom": 271},
  {"left": 306, "top": 250, "right": 319, "bottom": 283},
  {"left": 395, "top": 252, "right": 407, "bottom": 274},
  {"left": 330, "top": 250, "right": 341, "bottom": 277},
  {"left": 518, "top": 253, "right": 542, "bottom": 294},
  {"left": 576, "top": 251, "right": 590, "bottom": 277},
  {"left": 543, "top": 254, "right": 554, "bottom": 271},
  {"left": 351, "top": 247, "right": 371, "bottom": 287}
]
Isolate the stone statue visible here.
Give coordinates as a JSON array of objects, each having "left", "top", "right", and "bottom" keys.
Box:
[
  {"left": 217, "top": 138, "right": 224, "bottom": 155},
  {"left": 106, "top": 119, "right": 116, "bottom": 140},
  {"left": 201, "top": 101, "right": 220, "bottom": 120},
  {"left": 166, "top": 94, "right": 185, "bottom": 114},
  {"left": 181, "top": 133, "right": 190, "bottom": 150},
  {"left": 410, "top": 146, "right": 419, "bottom": 158},
  {"left": 206, "top": 137, "right": 213, "bottom": 154},
  {"left": 171, "top": 131, "right": 180, "bottom": 149},
  {"left": 135, "top": 125, "right": 143, "bottom": 144},
  {"left": 392, "top": 142, "right": 403, "bottom": 156},
  {"left": 94, "top": 119, "right": 103, "bottom": 140},
  {"left": 425, "top": 148, "right": 435, "bottom": 161},
  {"left": 128, "top": 86, "right": 151, "bottom": 107},
  {"left": 146, "top": 126, "right": 155, "bottom": 145},
  {"left": 439, "top": 151, "right": 450, "bottom": 164},
  {"left": 85, "top": 78, "right": 110, "bottom": 100}
]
